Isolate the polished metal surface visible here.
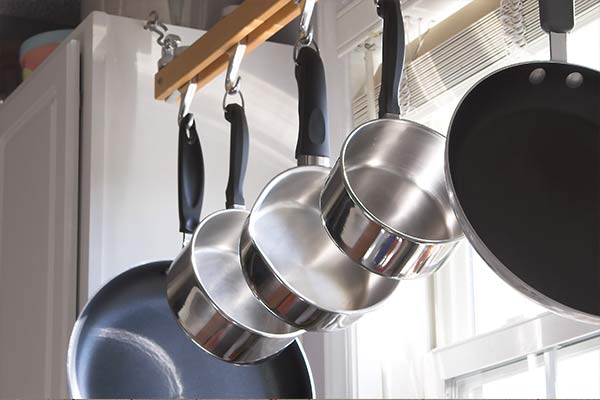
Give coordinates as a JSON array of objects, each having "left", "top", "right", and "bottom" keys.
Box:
[
  {"left": 549, "top": 31, "right": 568, "bottom": 62},
  {"left": 445, "top": 61, "right": 600, "bottom": 324},
  {"left": 321, "top": 118, "right": 463, "bottom": 279},
  {"left": 67, "top": 261, "right": 314, "bottom": 398},
  {"left": 297, "top": 154, "right": 330, "bottom": 167},
  {"left": 241, "top": 166, "right": 400, "bottom": 331},
  {"left": 167, "top": 209, "right": 302, "bottom": 364}
]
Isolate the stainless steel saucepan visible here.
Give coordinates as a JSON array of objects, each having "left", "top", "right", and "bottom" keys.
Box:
[
  {"left": 240, "top": 44, "right": 399, "bottom": 332},
  {"left": 320, "top": 0, "right": 463, "bottom": 280},
  {"left": 167, "top": 103, "right": 303, "bottom": 364}
]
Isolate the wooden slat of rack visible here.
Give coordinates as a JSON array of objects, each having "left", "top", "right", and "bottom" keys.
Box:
[
  {"left": 155, "top": 0, "right": 304, "bottom": 100},
  {"left": 188, "top": 1, "right": 303, "bottom": 96}
]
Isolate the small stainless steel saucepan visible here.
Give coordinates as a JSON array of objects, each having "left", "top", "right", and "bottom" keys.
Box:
[
  {"left": 320, "top": 0, "right": 463, "bottom": 280},
  {"left": 240, "top": 44, "right": 399, "bottom": 332},
  {"left": 167, "top": 104, "right": 303, "bottom": 364}
]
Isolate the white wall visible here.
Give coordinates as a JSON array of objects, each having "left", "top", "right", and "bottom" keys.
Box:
[{"left": 79, "top": 13, "right": 298, "bottom": 295}]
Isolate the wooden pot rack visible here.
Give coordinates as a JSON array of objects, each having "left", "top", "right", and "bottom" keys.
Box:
[{"left": 154, "top": 0, "right": 313, "bottom": 101}]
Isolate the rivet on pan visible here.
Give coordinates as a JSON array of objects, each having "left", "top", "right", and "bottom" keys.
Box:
[
  {"left": 529, "top": 68, "right": 546, "bottom": 85},
  {"left": 566, "top": 72, "right": 584, "bottom": 88}
]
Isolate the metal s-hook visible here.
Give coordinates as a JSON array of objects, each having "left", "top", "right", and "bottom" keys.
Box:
[
  {"left": 144, "top": 11, "right": 169, "bottom": 46},
  {"left": 223, "top": 40, "right": 247, "bottom": 110},
  {"left": 145, "top": 11, "right": 186, "bottom": 71}
]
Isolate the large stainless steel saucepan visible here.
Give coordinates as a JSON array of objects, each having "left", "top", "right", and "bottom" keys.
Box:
[
  {"left": 445, "top": 0, "right": 600, "bottom": 323},
  {"left": 320, "top": 0, "right": 463, "bottom": 280},
  {"left": 241, "top": 44, "right": 399, "bottom": 332},
  {"left": 167, "top": 103, "right": 303, "bottom": 364}
]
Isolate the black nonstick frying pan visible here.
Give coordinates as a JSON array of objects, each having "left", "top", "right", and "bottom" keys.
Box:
[
  {"left": 446, "top": 0, "right": 599, "bottom": 323},
  {"left": 67, "top": 115, "right": 314, "bottom": 397},
  {"left": 67, "top": 261, "right": 313, "bottom": 398}
]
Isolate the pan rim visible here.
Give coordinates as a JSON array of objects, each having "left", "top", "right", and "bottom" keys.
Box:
[
  {"left": 338, "top": 117, "right": 465, "bottom": 245},
  {"left": 188, "top": 208, "right": 305, "bottom": 340},
  {"left": 444, "top": 60, "right": 600, "bottom": 325}
]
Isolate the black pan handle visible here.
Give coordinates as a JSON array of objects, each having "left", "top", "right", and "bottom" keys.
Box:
[
  {"left": 178, "top": 114, "right": 205, "bottom": 234},
  {"left": 538, "top": 0, "right": 574, "bottom": 34},
  {"left": 224, "top": 103, "right": 249, "bottom": 209},
  {"left": 294, "top": 46, "right": 330, "bottom": 160},
  {"left": 377, "top": 0, "right": 405, "bottom": 118}
]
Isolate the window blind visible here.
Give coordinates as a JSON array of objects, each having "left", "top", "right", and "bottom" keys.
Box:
[{"left": 352, "top": 0, "right": 599, "bottom": 127}]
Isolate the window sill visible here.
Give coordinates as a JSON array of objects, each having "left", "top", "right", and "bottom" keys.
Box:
[{"left": 431, "top": 311, "right": 600, "bottom": 380}]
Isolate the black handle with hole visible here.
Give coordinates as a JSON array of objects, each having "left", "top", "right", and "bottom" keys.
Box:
[
  {"left": 178, "top": 114, "right": 205, "bottom": 234},
  {"left": 377, "top": 0, "right": 405, "bottom": 118},
  {"left": 224, "top": 104, "right": 249, "bottom": 209},
  {"left": 295, "top": 46, "right": 330, "bottom": 160}
]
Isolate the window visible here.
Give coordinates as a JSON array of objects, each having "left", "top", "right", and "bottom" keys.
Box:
[
  {"left": 448, "top": 335, "right": 600, "bottom": 399},
  {"left": 555, "top": 336, "right": 600, "bottom": 398},
  {"left": 452, "top": 353, "right": 547, "bottom": 399},
  {"left": 343, "top": 4, "right": 600, "bottom": 399}
]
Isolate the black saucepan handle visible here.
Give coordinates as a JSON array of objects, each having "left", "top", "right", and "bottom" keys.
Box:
[
  {"left": 538, "top": 0, "right": 574, "bottom": 34},
  {"left": 178, "top": 114, "right": 205, "bottom": 234},
  {"left": 377, "top": 0, "right": 405, "bottom": 118},
  {"left": 294, "top": 46, "right": 330, "bottom": 160},
  {"left": 224, "top": 103, "right": 249, "bottom": 209}
]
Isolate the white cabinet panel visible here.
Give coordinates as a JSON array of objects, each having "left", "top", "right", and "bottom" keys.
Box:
[{"left": 0, "top": 40, "right": 80, "bottom": 398}]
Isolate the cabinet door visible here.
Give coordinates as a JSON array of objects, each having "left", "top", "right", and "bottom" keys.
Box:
[{"left": 0, "top": 40, "right": 80, "bottom": 398}]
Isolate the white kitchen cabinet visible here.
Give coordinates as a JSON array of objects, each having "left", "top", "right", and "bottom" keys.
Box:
[
  {"left": 0, "top": 40, "right": 80, "bottom": 398},
  {"left": 0, "top": 12, "right": 324, "bottom": 397}
]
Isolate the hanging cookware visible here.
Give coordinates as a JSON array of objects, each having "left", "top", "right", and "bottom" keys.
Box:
[
  {"left": 67, "top": 261, "right": 314, "bottom": 398},
  {"left": 68, "top": 96, "right": 314, "bottom": 397},
  {"left": 241, "top": 23, "right": 399, "bottom": 331},
  {"left": 445, "top": 0, "right": 600, "bottom": 323},
  {"left": 320, "top": 0, "right": 463, "bottom": 280},
  {"left": 167, "top": 100, "right": 303, "bottom": 364}
]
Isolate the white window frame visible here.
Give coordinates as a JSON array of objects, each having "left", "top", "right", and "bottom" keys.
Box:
[
  {"left": 326, "top": 2, "right": 600, "bottom": 398},
  {"left": 434, "top": 312, "right": 600, "bottom": 397}
]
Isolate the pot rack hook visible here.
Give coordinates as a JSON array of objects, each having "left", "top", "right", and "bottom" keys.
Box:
[
  {"left": 223, "top": 40, "right": 247, "bottom": 110},
  {"left": 293, "top": 0, "right": 318, "bottom": 62},
  {"left": 178, "top": 80, "right": 198, "bottom": 128},
  {"left": 295, "top": 0, "right": 316, "bottom": 46}
]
